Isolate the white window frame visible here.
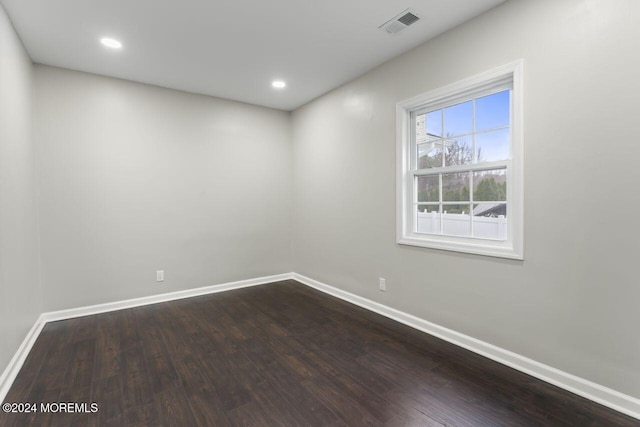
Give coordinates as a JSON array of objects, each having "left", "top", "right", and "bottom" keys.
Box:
[{"left": 396, "top": 60, "right": 524, "bottom": 260}]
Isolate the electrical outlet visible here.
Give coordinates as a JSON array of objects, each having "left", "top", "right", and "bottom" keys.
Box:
[
  {"left": 379, "top": 277, "right": 386, "bottom": 292},
  {"left": 156, "top": 270, "right": 165, "bottom": 282}
]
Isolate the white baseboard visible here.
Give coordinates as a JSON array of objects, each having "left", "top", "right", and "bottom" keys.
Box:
[
  {"left": 0, "top": 314, "right": 47, "bottom": 403},
  {"left": 292, "top": 273, "right": 640, "bottom": 421},
  {"left": 2, "top": 271, "right": 639, "bottom": 421},
  {"left": 0, "top": 272, "right": 293, "bottom": 403},
  {"left": 41, "top": 273, "right": 293, "bottom": 323}
]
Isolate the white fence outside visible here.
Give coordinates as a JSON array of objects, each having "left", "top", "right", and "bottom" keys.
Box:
[{"left": 417, "top": 211, "right": 507, "bottom": 240}]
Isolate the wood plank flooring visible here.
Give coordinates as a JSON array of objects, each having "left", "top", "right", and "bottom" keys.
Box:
[{"left": 1, "top": 280, "right": 638, "bottom": 426}]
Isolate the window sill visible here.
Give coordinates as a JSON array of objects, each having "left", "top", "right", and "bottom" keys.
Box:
[{"left": 397, "top": 235, "right": 523, "bottom": 260}]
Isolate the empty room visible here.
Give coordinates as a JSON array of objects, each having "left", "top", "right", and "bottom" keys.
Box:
[{"left": 1, "top": 0, "right": 639, "bottom": 425}]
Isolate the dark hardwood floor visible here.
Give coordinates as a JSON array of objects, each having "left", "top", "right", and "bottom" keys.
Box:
[{"left": 1, "top": 280, "right": 638, "bottom": 426}]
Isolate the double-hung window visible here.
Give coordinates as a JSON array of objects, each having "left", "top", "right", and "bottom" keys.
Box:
[{"left": 396, "top": 61, "right": 523, "bottom": 259}]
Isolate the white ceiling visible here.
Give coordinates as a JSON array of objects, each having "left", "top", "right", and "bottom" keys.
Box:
[{"left": 1, "top": 0, "right": 505, "bottom": 111}]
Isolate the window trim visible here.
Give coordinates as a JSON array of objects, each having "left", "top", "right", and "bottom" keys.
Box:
[{"left": 396, "top": 60, "right": 524, "bottom": 260}]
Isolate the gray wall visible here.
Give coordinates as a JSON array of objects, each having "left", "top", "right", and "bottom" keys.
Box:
[
  {"left": 0, "top": 5, "right": 42, "bottom": 372},
  {"left": 291, "top": 0, "right": 640, "bottom": 398},
  {"left": 35, "top": 65, "right": 292, "bottom": 311}
]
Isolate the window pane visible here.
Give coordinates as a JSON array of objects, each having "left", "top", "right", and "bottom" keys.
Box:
[
  {"left": 442, "top": 207, "right": 471, "bottom": 237},
  {"left": 416, "top": 175, "right": 439, "bottom": 202},
  {"left": 442, "top": 172, "right": 470, "bottom": 202},
  {"left": 476, "top": 128, "right": 509, "bottom": 163},
  {"left": 417, "top": 204, "right": 439, "bottom": 213},
  {"left": 473, "top": 203, "right": 507, "bottom": 240},
  {"left": 426, "top": 110, "right": 443, "bottom": 138},
  {"left": 417, "top": 111, "right": 442, "bottom": 145},
  {"left": 442, "top": 203, "right": 470, "bottom": 214},
  {"left": 476, "top": 90, "right": 510, "bottom": 131},
  {"left": 444, "top": 135, "right": 472, "bottom": 166},
  {"left": 416, "top": 113, "right": 426, "bottom": 143},
  {"left": 473, "top": 169, "right": 506, "bottom": 201},
  {"left": 416, "top": 205, "right": 441, "bottom": 235},
  {"left": 444, "top": 101, "right": 473, "bottom": 137},
  {"left": 418, "top": 141, "right": 443, "bottom": 168}
]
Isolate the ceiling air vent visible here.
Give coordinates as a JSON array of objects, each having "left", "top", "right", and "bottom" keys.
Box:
[{"left": 379, "top": 8, "right": 421, "bottom": 34}]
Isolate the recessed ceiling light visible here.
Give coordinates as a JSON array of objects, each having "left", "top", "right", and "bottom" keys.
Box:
[
  {"left": 272, "top": 80, "right": 286, "bottom": 89},
  {"left": 100, "top": 38, "right": 122, "bottom": 49}
]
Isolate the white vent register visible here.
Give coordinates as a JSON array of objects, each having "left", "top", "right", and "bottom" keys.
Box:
[{"left": 379, "top": 8, "right": 421, "bottom": 34}]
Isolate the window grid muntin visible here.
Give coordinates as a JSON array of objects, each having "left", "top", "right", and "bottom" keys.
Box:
[
  {"left": 411, "top": 86, "right": 511, "bottom": 241},
  {"left": 413, "top": 90, "right": 511, "bottom": 171},
  {"left": 412, "top": 161, "right": 508, "bottom": 240}
]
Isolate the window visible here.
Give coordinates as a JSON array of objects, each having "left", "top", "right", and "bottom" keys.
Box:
[{"left": 396, "top": 61, "right": 523, "bottom": 259}]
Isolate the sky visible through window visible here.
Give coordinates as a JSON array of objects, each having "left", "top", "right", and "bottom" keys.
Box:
[{"left": 417, "top": 89, "right": 510, "bottom": 166}]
